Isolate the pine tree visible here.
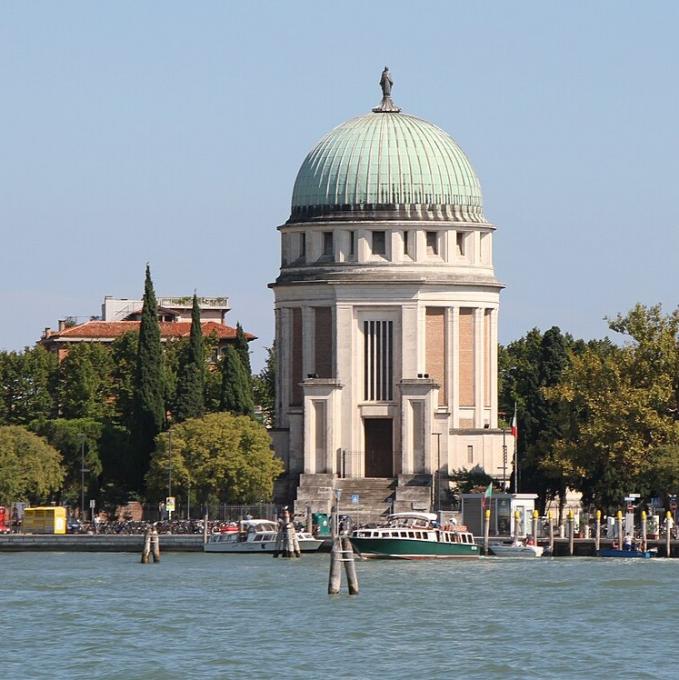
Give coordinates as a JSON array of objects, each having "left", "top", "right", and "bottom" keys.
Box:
[
  {"left": 234, "top": 322, "right": 252, "bottom": 379},
  {"left": 132, "top": 264, "right": 165, "bottom": 490},
  {"left": 175, "top": 293, "right": 205, "bottom": 421},
  {"left": 220, "top": 345, "right": 254, "bottom": 416}
]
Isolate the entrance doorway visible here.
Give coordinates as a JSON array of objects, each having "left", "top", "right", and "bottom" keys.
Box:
[{"left": 364, "top": 418, "right": 393, "bottom": 477}]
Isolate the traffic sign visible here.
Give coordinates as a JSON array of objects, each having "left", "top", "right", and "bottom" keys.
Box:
[
  {"left": 351, "top": 494, "right": 359, "bottom": 505},
  {"left": 166, "top": 496, "right": 175, "bottom": 512}
]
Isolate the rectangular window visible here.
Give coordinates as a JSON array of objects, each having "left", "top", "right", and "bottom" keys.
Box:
[
  {"left": 300, "top": 232, "right": 306, "bottom": 258},
  {"left": 372, "top": 231, "right": 386, "bottom": 256},
  {"left": 404, "top": 230, "right": 413, "bottom": 257},
  {"left": 467, "top": 445, "right": 474, "bottom": 465},
  {"left": 323, "top": 231, "right": 334, "bottom": 257},
  {"left": 349, "top": 230, "right": 355, "bottom": 257},
  {"left": 426, "top": 231, "right": 438, "bottom": 256},
  {"left": 363, "top": 320, "right": 393, "bottom": 401},
  {"left": 456, "top": 232, "right": 466, "bottom": 256}
]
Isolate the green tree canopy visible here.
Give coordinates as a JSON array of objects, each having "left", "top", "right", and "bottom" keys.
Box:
[
  {"left": 545, "top": 304, "right": 679, "bottom": 511},
  {"left": 145, "top": 412, "right": 284, "bottom": 504},
  {"left": 0, "top": 346, "right": 57, "bottom": 425},
  {"left": 175, "top": 293, "right": 205, "bottom": 421},
  {"left": 220, "top": 345, "right": 254, "bottom": 416},
  {"left": 253, "top": 344, "right": 276, "bottom": 426},
  {"left": 132, "top": 264, "right": 165, "bottom": 489},
  {"left": 58, "top": 343, "right": 113, "bottom": 419},
  {"left": 0, "top": 425, "right": 64, "bottom": 504}
]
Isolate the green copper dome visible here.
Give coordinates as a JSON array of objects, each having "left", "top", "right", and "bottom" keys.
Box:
[{"left": 290, "top": 111, "right": 484, "bottom": 223}]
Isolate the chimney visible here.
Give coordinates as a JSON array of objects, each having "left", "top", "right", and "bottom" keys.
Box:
[{"left": 58, "top": 319, "right": 66, "bottom": 332}]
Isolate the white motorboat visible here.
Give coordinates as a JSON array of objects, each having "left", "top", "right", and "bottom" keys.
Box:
[
  {"left": 489, "top": 540, "right": 544, "bottom": 558},
  {"left": 204, "top": 519, "right": 323, "bottom": 553}
]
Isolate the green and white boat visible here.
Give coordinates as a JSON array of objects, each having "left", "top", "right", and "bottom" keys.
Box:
[{"left": 349, "top": 512, "right": 479, "bottom": 560}]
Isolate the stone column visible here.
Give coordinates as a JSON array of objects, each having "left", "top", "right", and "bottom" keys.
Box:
[
  {"left": 489, "top": 307, "right": 499, "bottom": 428},
  {"left": 450, "top": 306, "right": 460, "bottom": 428},
  {"left": 302, "top": 306, "right": 314, "bottom": 379}
]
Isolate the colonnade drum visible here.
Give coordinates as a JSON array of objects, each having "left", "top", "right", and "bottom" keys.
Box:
[{"left": 269, "top": 76, "right": 512, "bottom": 499}]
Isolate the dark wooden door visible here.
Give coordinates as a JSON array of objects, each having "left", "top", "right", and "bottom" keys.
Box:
[{"left": 364, "top": 418, "right": 393, "bottom": 477}]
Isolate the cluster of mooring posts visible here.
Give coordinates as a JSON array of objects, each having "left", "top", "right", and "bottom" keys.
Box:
[
  {"left": 481, "top": 507, "right": 675, "bottom": 557},
  {"left": 273, "top": 506, "right": 301, "bottom": 558},
  {"left": 141, "top": 525, "right": 160, "bottom": 564},
  {"left": 328, "top": 490, "right": 359, "bottom": 595}
]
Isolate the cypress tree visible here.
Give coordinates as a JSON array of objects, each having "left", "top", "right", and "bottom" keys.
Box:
[
  {"left": 220, "top": 345, "right": 254, "bottom": 416},
  {"left": 132, "top": 264, "right": 165, "bottom": 489},
  {"left": 175, "top": 293, "right": 205, "bottom": 421},
  {"left": 234, "top": 322, "right": 252, "bottom": 383}
]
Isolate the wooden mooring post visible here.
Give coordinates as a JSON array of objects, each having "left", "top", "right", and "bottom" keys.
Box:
[
  {"left": 203, "top": 512, "right": 209, "bottom": 545},
  {"left": 548, "top": 511, "right": 554, "bottom": 555},
  {"left": 666, "top": 511, "right": 672, "bottom": 558},
  {"left": 141, "top": 527, "right": 151, "bottom": 564},
  {"left": 531, "top": 510, "right": 538, "bottom": 543},
  {"left": 567, "top": 511, "right": 574, "bottom": 556},
  {"left": 641, "top": 511, "right": 647, "bottom": 552},
  {"left": 273, "top": 506, "right": 301, "bottom": 559},
  {"left": 616, "top": 510, "right": 623, "bottom": 549},
  {"left": 483, "top": 509, "right": 490, "bottom": 555},
  {"left": 327, "top": 489, "right": 359, "bottom": 595},
  {"left": 151, "top": 526, "right": 160, "bottom": 563},
  {"left": 594, "top": 510, "right": 601, "bottom": 553}
]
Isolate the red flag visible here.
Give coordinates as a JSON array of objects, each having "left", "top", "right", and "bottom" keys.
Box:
[{"left": 511, "top": 403, "right": 518, "bottom": 442}]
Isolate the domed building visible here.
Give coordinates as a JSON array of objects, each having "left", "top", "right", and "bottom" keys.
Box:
[{"left": 271, "top": 70, "right": 509, "bottom": 513}]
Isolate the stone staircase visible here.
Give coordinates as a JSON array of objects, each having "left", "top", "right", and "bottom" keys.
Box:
[{"left": 293, "top": 474, "right": 434, "bottom": 520}]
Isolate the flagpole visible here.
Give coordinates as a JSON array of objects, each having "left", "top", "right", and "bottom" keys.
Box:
[{"left": 512, "top": 403, "right": 518, "bottom": 494}]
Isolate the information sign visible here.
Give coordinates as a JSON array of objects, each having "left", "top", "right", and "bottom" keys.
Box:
[
  {"left": 351, "top": 494, "right": 359, "bottom": 505},
  {"left": 166, "top": 497, "right": 175, "bottom": 512}
]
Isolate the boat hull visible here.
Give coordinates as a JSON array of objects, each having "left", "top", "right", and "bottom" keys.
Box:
[
  {"left": 489, "top": 544, "right": 544, "bottom": 558},
  {"left": 350, "top": 537, "right": 479, "bottom": 559},
  {"left": 597, "top": 548, "right": 655, "bottom": 559},
  {"left": 204, "top": 539, "right": 323, "bottom": 553}
]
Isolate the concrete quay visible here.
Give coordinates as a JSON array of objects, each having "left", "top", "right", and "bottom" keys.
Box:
[
  {"left": 542, "top": 537, "right": 679, "bottom": 557},
  {"left": 0, "top": 534, "right": 204, "bottom": 552}
]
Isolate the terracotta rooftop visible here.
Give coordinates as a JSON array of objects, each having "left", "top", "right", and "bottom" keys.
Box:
[{"left": 44, "top": 320, "right": 256, "bottom": 342}]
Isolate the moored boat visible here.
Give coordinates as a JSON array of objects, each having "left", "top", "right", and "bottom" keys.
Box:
[
  {"left": 489, "top": 541, "right": 544, "bottom": 558},
  {"left": 204, "top": 519, "right": 323, "bottom": 553},
  {"left": 598, "top": 547, "right": 656, "bottom": 559},
  {"left": 349, "top": 512, "right": 479, "bottom": 559}
]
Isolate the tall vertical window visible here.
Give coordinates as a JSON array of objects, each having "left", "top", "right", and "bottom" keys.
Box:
[
  {"left": 404, "top": 230, "right": 413, "bottom": 257},
  {"left": 323, "top": 231, "right": 334, "bottom": 257},
  {"left": 467, "top": 445, "right": 474, "bottom": 465},
  {"left": 349, "top": 230, "right": 355, "bottom": 258},
  {"left": 363, "top": 320, "right": 393, "bottom": 401},
  {"left": 300, "top": 232, "right": 306, "bottom": 259},
  {"left": 456, "top": 231, "right": 466, "bottom": 256},
  {"left": 372, "top": 231, "right": 386, "bottom": 256},
  {"left": 426, "top": 231, "right": 439, "bottom": 256}
]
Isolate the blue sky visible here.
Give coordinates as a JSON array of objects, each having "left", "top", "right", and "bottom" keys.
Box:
[{"left": 2, "top": 1, "right": 678, "bottom": 369}]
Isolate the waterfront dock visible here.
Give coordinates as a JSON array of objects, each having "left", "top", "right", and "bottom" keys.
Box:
[{"left": 0, "top": 534, "right": 204, "bottom": 552}]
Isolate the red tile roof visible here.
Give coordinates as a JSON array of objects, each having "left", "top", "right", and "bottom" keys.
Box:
[{"left": 45, "top": 320, "right": 256, "bottom": 342}]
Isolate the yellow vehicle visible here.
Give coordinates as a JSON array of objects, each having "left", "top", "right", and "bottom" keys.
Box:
[{"left": 22, "top": 507, "right": 67, "bottom": 534}]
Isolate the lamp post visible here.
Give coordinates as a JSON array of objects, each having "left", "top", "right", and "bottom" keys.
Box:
[
  {"left": 167, "top": 430, "right": 172, "bottom": 520},
  {"left": 502, "top": 428, "right": 508, "bottom": 490}
]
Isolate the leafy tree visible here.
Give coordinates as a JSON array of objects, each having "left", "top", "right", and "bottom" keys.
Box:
[
  {"left": 203, "top": 331, "right": 223, "bottom": 413},
  {"left": 545, "top": 305, "right": 679, "bottom": 511},
  {"left": 131, "top": 265, "right": 165, "bottom": 489},
  {"left": 110, "top": 331, "right": 138, "bottom": 428},
  {"left": 0, "top": 346, "right": 57, "bottom": 425},
  {"left": 175, "top": 294, "right": 205, "bottom": 421},
  {"left": 449, "top": 466, "right": 495, "bottom": 494},
  {"left": 30, "top": 418, "right": 103, "bottom": 504},
  {"left": 253, "top": 343, "right": 276, "bottom": 426},
  {"left": 220, "top": 345, "right": 254, "bottom": 416},
  {"left": 145, "top": 412, "right": 284, "bottom": 504},
  {"left": 58, "top": 343, "right": 113, "bottom": 419},
  {"left": 0, "top": 425, "right": 64, "bottom": 504}
]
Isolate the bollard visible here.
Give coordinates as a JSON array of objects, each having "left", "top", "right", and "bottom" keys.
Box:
[
  {"left": 641, "top": 510, "right": 647, "bottom": 552},
  {"left": 595, "top": 510, "right": 601, "bottom": 553},
  {"left": 568, "top": 511, "right": 574, "bottom": 556},
  {"left": 616, "top": 510, "right": 623, "bottom": 550},
  {"left": 548, "top": 511, "right": 554, "bottom": 556},
  {"left": 151, "top": 526, "right": 160, "bottom": 563},
  {"left": 666, "top": 511, "right": 672, "bottom": 558},
  {"left": 483, "top": 509, "right": 491, "bottom": 555},
  {"left": 531, "top": 510, "right": 539, "bottom": 546},
  {"left": 341, "top": 536, "right": 359, "bottom": 595},
  {"left": 141, "top": 527, "right": 151, "bottom": 564},
  {"left": 513, "top": 510, "right": 521, "bottom": 541}
]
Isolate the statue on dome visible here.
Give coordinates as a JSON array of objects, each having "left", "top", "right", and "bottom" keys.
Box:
[
  {"left": 379, "top": 67, "right": 393, "bottom": 97},
  {"left": 373, "top": 66, "right": 401, "bottom": 113}
]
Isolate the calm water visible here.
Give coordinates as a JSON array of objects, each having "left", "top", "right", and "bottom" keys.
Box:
[{"left": 1, "top": 552, "right": 676, "bottom": 679}]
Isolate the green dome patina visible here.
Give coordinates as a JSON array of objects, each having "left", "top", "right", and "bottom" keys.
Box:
[{"left": 290, "top": 111, "right": 484, "bottom": 223}]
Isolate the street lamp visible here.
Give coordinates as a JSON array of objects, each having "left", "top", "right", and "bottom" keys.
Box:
[
  {"left": 79, "top": 435, "right": 88, "bottom": 520},
  {"left": 167, "top": 430, "right": 173, "bottom": 520}
]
